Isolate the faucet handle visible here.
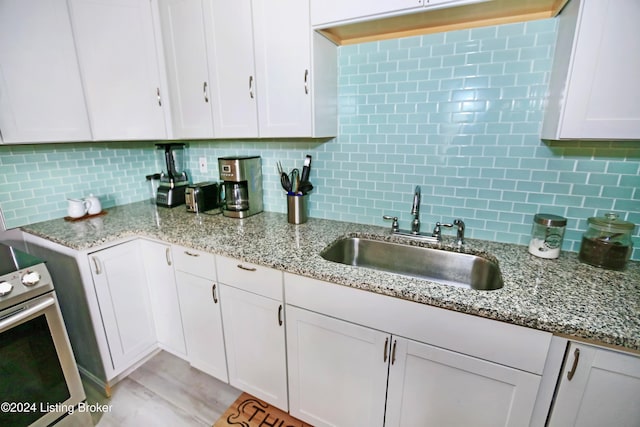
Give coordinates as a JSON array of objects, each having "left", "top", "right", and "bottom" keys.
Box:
[
  {"left": 454, "top": 219, "right": 465, "bottom": 245},
  {"left": 383, "top": 215, "right": 399, "bottom": 232}
]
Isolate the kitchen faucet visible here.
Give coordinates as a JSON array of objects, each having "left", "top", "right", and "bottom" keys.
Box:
[
  {"left": 411, "top": 185, "right": 421, "bottom": 234},
  {"left": 383, "top": 185, "right": 465, "bottom": 246}
]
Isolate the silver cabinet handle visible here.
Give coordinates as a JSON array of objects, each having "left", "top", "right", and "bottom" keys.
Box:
[
  {"left": 184, "top": 251, "right": 200, "bottom": 257},
  {"left": 304, "top": 69, "right": 309, "bottom": 94},
  {"left": 156, "top": 87, "right": 162, "bottom": 106},
  {"left": 383, "top": 337, "right": 389, "bottom": 362},
  {"left": 278, "top": 304, "right": 283, "bottom": 326},
  {"left": 249, "top": 75, "right": 254, "bottom": 99},
  {"left": 567, "top": 348, "right": 580, "bottom": 381},
  {"left": 212, "top": 283, "right": 218, "bottom": 304},
  {"left": 165, "top": 247, "right": 172, "bottom": 266},
  {"left": 391, "top": 339, "right": 397, "bottom": 365},
  {"left": 91, "top": 256, "right": 101, "bottom": 275},
  {"left": 236, "top": 264, "right": 257, "bottom": 272},
  {"left": 203, "top": 81, "right": 209, "bottom": 103}
]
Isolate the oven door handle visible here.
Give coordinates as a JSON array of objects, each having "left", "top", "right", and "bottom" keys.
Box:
[{"left": 0, "top": 295, "right": 55, "bottom": 333}]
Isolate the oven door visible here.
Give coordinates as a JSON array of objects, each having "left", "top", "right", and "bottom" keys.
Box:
[{"left": 0, "top": 293, "right": 86, "bottom": 427}]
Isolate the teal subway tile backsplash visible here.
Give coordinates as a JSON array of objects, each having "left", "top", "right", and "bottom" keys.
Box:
[{"left": 1, "top": 18, "right": 639, "bottom": 259}]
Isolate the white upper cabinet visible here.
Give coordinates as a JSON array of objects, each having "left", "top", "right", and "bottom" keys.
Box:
[
  {"left": 253, "top": 0, "right": 337, "bottom": 138},
  {"left": 204, "top": 0, "right": 259, "bottom": 138},
  {"left": 157, "top": 0, "right": 216, "bottom": 138},
  {"left": 311, "top": 0, "right": 489, "bottom": 28},
  {"left": 68, "top": 0, "right": 168, "bottom": 141},
  {"left": 542, "top": 0, "right": 640, "bottom": 140},
  {"left": 0, "top": 0, "right": 91, "bottom": 143},
  {"left": 209, "top": 0, "right": 337, "bottom": 138}
]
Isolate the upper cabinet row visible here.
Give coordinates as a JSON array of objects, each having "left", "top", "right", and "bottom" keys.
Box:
[
  {"left": 0, "top": 0, "right": 337, "bottom": 144},
  {"left": 2, "top": 0, "right": 638, "bottom": 144}
]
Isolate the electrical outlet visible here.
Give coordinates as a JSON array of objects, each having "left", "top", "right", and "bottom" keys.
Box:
[{"left": 199, "top": 157, "right": 207, "bottom": 173}]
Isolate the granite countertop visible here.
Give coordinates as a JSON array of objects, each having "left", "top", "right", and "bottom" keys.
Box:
[{"left": 21, "top": 202, "right": 640, "bottom": 353}]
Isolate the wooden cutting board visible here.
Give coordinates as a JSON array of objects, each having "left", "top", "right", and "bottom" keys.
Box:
[{"left": 213, "top": 393, "right": 313, "bottom": 427}]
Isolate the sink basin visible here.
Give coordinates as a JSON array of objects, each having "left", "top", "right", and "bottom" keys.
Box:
[{"left": 320, "top": 237, "right": 503, "bottom": 291}]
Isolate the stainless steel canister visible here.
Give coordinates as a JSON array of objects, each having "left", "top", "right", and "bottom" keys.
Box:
[{"left": 287, "top": 194, "right": 308, "bottom": 224}]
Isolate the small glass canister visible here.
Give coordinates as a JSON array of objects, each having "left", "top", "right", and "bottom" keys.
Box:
[
  {"left": 579, "top": 213, "right": 634, "bottom": 270},
  {"left": 528, "top": 214, "right": 567, "bottom": 259}
]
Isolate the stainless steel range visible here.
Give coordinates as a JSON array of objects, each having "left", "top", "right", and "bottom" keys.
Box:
[{"left": 0, "top": 243, "right": 90, "bottom": 426}]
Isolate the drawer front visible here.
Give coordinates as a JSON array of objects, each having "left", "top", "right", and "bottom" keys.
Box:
[
  {"left": 216, "top": 255, "right": 282, "bottom": 300},
  {"left": 172, "top": 245, "right": 216, "bottom": 280}
]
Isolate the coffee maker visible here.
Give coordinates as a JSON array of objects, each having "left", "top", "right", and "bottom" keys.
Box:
[
  {"left": 218, "top": 156, "right": 263, "bottom": 218},
  {"left": 156, "top": 143, "right": 189, "bottom": 207}
]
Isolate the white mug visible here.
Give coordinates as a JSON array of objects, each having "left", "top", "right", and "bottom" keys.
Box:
[
  {"left": 85, "top": 194, "right": 102, "bottom": 215},
  {"left": 67, "top": 198, "right": 90, "bottom": 218}
]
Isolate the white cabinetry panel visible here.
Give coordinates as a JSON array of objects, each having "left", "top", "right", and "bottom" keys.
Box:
[
  {"left": 69, "top": 0, "right": 168, "bottom": 140},
  {"left": 548, "top": 342, "right": 640, "bottom": 427},
  {"left": 89, "top": 241, "right": 157, "bottom": 374},
  {"left": 286, "top": 306, "right": 387, "bottom": 427},
  {"left": 0, "top": 0, "right": 91, "bottom": 143},
  {"left": 385, "top": 337, "right": 541, "bottom": 427},
  {"left": 158, "top": 0, "right": 214, "bottom": 138},
  {"left": 219, "top": 283, "right": 287, "bottom": 410},
  {"left": 542, "top": 0, "right": 640, "bottom": 140}
]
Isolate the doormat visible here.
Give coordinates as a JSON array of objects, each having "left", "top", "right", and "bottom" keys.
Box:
[{"left": 213, "top": 393, "right": 313, "bottom": 427}]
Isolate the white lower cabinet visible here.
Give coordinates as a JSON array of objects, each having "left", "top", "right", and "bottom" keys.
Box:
[
  {"left": 287, "top": 305, "right": 541, "bottom": 427},
  {"left": 286, "top": 306, "right": 389, "bottom": 427},
  {"left": 217, "top": 256, "right": 288, "bottom": 410},
  {"left": 385, "top": 337, "right": 541, "bottom": 427},
  {"left": 548, "top": 342, "right": 640, "bottom": 427},
  {"left": 88, "top": 241, "right": 157, "bottom": 375},
  {"left": 285, "top": 272, "right": 550, "bottom": 427},
  {"left": 172, "top": 245, "right": 228, "bottom": 382},
  {"left": 140, "top": 240, "right": 186, "bottom": 357}
]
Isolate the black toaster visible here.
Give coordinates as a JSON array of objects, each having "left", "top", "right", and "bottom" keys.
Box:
[{"left": 185, "top": 182, "right": 221, "bottom": 213}]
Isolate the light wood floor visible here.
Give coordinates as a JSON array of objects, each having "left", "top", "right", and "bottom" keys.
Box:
[{"left": 85, "top": 351, "right": 242, "bottom": 427}]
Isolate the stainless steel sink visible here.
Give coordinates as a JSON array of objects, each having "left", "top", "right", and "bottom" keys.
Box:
[{"left": 320, "top": 237, "right": 504, "bottom": 291}]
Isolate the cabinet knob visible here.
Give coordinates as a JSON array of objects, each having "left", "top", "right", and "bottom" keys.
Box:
[
  {"left": 304, "top": 69, "right": 309, "bottom": 94},
  {"left": 249, "top": 75, "right": 254, "bottom": 99},
  {"left": 383, "top": 337, "right": 389, "bottom": 362},
  {"left": 236, "top": 264, "right": 257, "bottom": 272},
  {"left": 278, "top": 304, "right": 283, "bottom": 326},
  {"left": 156, "top": 87, "right": 162, "bottom": 107},
  {"left": 203, "top": 81, "right": 209, "bottom": 103}
]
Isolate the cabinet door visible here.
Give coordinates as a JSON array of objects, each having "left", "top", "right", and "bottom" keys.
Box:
[
  {"left": 204, "top": 0, "right": 258, "bottom": 138},
  {"left": 548, "top": 343, "right": 640, "bottom": 427},
  {"left": 89, "top": 241, "right": 156, "bottom": 373},
  {"left": 157, "top": 0, "right": 214, "bottom": 138},
  {"left": 140, "top": 240, "right": 186, "bottom": 357},
  {"left": 68, "top": 0, "right": 167, "bottom": 140},
  {"left": 286, "top": 306, "right": 388, "bottom": 427},
  {"left": 252, "top": 0, "right": 313, "bottom": 137},
  {"left": 542, "top": 0, "right": 640, "bottom": 140},
  {"left": 219, "top": 284, "right": 287, "bottom": 410},
  {"left": 385, "top": 337, "right": 541, "bottom": 427},
  {"left": 0, "top": 0, "right": 91, "bottom": 143},
  {"left": 175, "top": 271, "right": 228, "bottom": 382}
]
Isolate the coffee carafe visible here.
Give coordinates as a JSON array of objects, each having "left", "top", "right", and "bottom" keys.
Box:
[
  {"left": 218, "top": 156, "right": 263, "bottom": 218},
  {"left": 156, "top": 143, "right": 189, "bottom": 207}
]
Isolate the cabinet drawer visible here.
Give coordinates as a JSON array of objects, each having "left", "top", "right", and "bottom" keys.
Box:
[
  {"left": 216, "top": 255, "right": 282, "bottom": 300},
  {"left": 172, "top": 245, "right": 216, "bottom": 280}
]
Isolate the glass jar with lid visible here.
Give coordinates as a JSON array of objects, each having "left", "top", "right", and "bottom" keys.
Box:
[
  {"left": 579, "top": 213, "right": 635, "bottom": 270},
  {"left": 528, "top": 214, "right": 567, "bottom": 259}
]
